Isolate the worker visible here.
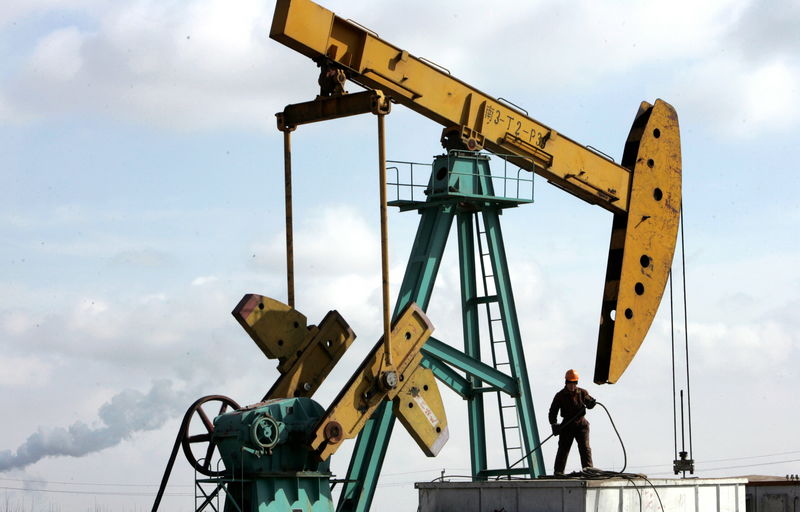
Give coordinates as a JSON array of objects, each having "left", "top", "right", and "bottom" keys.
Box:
[{"left": 548, "top": 369, "right": 596, "bottom": 475}]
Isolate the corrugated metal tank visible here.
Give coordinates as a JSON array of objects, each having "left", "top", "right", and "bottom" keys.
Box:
[
  {"left": 416, "top": 477, "right": 747, "bottom": 512},
  {"left": 744, "top": 477, "right": 800, "bottom": 512}
]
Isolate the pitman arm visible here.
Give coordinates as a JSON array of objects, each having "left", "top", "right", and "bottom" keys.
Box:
[{"left": 310, "top": 302, "right": 448, "bottom": 461}]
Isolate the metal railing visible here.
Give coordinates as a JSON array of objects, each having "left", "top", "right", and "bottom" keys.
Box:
[{"left": 386, "top": 151, "right": 535, "bottom": 205}]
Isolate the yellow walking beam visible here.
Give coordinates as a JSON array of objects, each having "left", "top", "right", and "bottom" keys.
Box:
[{"left": 270, "top": 0, "right": 681, "bottom": 383}]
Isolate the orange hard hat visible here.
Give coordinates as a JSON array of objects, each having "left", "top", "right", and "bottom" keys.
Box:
[{"left": 565, "top": 369, "right": 579, "bottom": 382}]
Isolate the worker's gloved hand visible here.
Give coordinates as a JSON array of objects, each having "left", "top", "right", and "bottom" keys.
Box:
[
  {"left": 551, "top": 423, "right": 561, "bottom": 436},
  {"left": 585, "top": 397, "right": 596, "bottom": 409}
]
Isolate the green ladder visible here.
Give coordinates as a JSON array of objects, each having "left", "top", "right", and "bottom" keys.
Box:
[{"left": 475, "top": 213, "right": 527, "bottom": 475}]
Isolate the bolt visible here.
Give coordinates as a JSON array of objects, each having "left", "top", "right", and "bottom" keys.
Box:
[{"left": 381, "top": 371, "right": 398, "bottom": 390}]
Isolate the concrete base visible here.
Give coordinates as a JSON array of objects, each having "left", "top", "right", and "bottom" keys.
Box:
[{"left": 416, "top": 477, "right": 747, "bottom": 512}]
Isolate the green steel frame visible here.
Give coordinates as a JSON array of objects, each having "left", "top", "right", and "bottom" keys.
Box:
[{"left": 337, "top": 153, "right": 544, "bottom": 512}]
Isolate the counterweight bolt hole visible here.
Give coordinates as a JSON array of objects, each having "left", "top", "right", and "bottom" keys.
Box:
[
  {"left": 624, "top": 308, "right": 633, "bottom": 319},
  {"left": 653, "top": 188, "right": 663, "bottom": 201},
  {"left": 635, "top": 282, "right": 645, "bottom": 295}
]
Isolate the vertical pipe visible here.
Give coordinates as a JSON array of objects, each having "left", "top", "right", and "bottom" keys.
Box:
[
  {"left": 283, "top": 130, "right": 295, "bottom": 309},
  {"left": 378, "top": 114, "right": 392, "bottom": 367}
]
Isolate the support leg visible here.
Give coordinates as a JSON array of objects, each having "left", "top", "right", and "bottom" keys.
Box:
[
  {"left": 482, "top": 208, "right": 545, "bottom": 477},
  {"left": 457, "top": 211, "right": 487, "bottom": 478}
]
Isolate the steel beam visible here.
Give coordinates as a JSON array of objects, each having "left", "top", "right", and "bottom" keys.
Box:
[{"left": 421, "top": 338, "right": 518, "bottom": 396}]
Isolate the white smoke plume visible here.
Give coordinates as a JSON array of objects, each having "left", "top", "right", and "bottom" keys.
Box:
[{"left": 0, "top": 380, "right": 190, "bottom": 472}]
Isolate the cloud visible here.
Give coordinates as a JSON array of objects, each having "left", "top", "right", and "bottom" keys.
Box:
[
  {"left": 669, "top": 56, "right": 799, "bottom": 138},
  {"left": 191, "top": 275, "right": 218, "bottom": 286},
  {"left": 2, "top": 0, "right": 796, "bottom": 139},
  {"left": 0, "top": 380, "right": 191, "bottom": 472},
  {"left": 109, "top": 248, "right": 173, "bottom": 267},
  {"left": 689, "top": 319, "right": 795, "bottom": 372},
  {"left": 727, "top": 0, "right": 800, "bottom": 61},
  {"left": 0, "top": 355, "right": 52, "bottom": 387},
  {"left": 251, "top": 204, "right": 379, "bottom": 277},
  {"left": 0, "top": 0, "right": 736, "bottom": 129},
  {"left": 1, "top": 0, "right": 314, "bottom": 130}
]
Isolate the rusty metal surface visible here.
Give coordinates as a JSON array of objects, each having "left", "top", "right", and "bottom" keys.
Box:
[{"left": 276, "top": 90, "right": 390, "bottom": 131}]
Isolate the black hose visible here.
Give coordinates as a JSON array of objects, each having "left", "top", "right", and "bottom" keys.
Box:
[
  {"left": 506, "top": 408, "right": 586, "bottom": 470},
  {"left": 596, "top": 401, "right": 627, "bottom": 473}
]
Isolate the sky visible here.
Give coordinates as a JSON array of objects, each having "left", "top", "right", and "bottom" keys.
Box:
[{"left": 1, "top": 0, "right": 799, "bottom": 510}]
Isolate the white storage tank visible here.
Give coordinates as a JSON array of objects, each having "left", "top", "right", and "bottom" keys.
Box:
[{"left": 416, "top": 477, "right": 747, "bottom": 512}]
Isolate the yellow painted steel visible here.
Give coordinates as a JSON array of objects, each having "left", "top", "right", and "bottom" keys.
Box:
[
  {"left": 232, "top": 294, "right": 356, "bottom": 398},
  {"left": 277, "top": 90, "right": 390, "bottom": 130},
  {"left": 310, "top": 303, "right": 445, "bottom": 461},
  {"left": 393, "top": 359, "right": 449, "bottom": 456},
  {"left": 596, "top": 100, "right": 682, "bottom": 383},
  {"left": 232, "top": 294, "right": 308, "bottom": 362},
  {"left": 270, "top": 0, "right": 630, "bottom": 213},
  {"left": 270, "top": 0, "right": 683, "bottom": 383}
]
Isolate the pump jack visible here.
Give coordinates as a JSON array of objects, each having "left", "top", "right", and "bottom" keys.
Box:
[{"left": 153, "top": 1, "right": 681, "bottom": 511}]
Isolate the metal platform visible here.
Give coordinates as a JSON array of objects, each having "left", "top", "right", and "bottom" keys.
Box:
[{"left": 416, "top": 477, "right": 747, "bottom": 512}]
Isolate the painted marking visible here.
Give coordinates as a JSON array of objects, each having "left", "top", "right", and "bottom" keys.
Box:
[{"left": 413, "top": 394, "right": 439, "bottom": 427}]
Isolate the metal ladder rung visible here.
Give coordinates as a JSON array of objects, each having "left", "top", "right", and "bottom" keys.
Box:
[{"left": 474, "top": 212, "right": 529, "bottom": 474}]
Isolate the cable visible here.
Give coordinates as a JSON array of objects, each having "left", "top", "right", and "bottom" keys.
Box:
[
  {"left": 0, "top": 485, "right": 191, "bottom": 497},
  {"left": 638, "top": 475, "right": 666, "bottom": 512},
  {"left": 679, "top": 206, "right": 694, "bottom": 461},
  {"left": 669, "top": 270, "right": 677, "bottom": 462},
  {"left": 694, "top": 457, "right": 800, "bottom": 472},
  {"left": 537, "top": 402, "right": 665, "bottom": 512},
  {"left": 506, "top": 408, "right": 586, "bottom": 471},
  {"left": 428, "top": 475, "right": 476, "bottom": 482},
  {"left": 596, "top": 402, "right": 627, "bottom": 473},
  {"left": 432, "top": 399, "right": 669, "bottom": 512},
  {"left": 0, "top": 477, "right": 191, "bottom": 488}
]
